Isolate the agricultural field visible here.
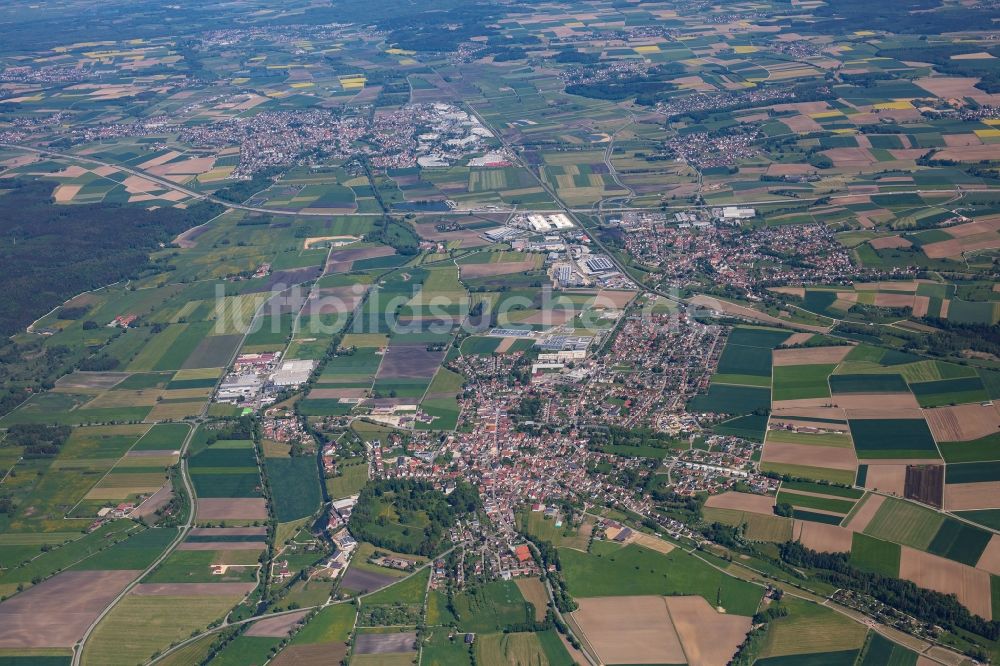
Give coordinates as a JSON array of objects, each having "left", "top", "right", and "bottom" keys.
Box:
[{"left": 2, "top": 0, "right": 1000, "bottom": 663}]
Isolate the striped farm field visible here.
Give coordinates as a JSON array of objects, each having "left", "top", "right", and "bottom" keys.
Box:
[
  {"left": 758, "top": 597, "right": 868, "bottom": 660},
  {"left": 861, "top": 497, "right": 943, "bottom": 550}
]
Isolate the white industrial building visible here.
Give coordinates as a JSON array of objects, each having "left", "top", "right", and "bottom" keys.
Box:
[{"left": 271, "top": 359, "right": 315, "bottom": 387}]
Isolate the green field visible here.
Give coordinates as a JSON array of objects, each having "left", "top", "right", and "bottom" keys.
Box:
[
  {"left": 453, "top": 581, "right": 531, "bottom": 634},
  {"left": 848, "top": 419, "right": 938, "bottom": 459},
  {"left": 264, "top": 455, "right": 322, "bottom": 522},
  {"left": 849, "top": 533, "right": 901, "bottom": 577},
  {"left": 363, "top": 568, "right": 429, "bottom": 606},
  {"left": 772, "top": 364, "right": 836, "bottom": 401},
  {"left": 758, "top": 597, "right": 867, "bottom": 661},
  {"left": 857, "top": 633, "right": 918, "bottom": 666},
  {"left": 82, "top": 594, "right": 244, "bottom": 666},
  {"left": 688, "top": 383, "right": 771, "bottom": 414},
  {"left": 558, "top": 541, "right": 762, "bottom": 616},
  {"left": 862, "top": 497, "right": 944, "bottom": 550},
  {"left": 287, "top": 603, "right": 356, "bottom": 645},
  {"left": 938, "top": 433, "right": 1000, "bottom": 463}
]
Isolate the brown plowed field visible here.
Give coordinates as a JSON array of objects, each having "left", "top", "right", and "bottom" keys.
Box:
[
  {"left": 0, "top": 570, "right": 140, "bottom": 648},
  {"left": 196, "top": 498, "right": 268, "bottom": 520},
  {"left": 572, "top": 596, "right": 686, "bottom": 665},
  {"left": 794, "top": 520, "right": 853, "bottom": 553},
  {"left": 836, "top": 393, "right": 920, "bottom": 410},
  {"left": 924, "top": 403, "right": 1000, "bottom": 442},
  {"left": 899, "top": 547, "right": 991, "bottom": 619},
  {"left": 245, "top": 610, "right": 310, "bottom": 637},
  {"left": 772, "top": 346, "right": 852, "bottom": 366},
  {"left": 763, "top": 442, "right": 858, "bottom": 471},
  {"left": 132, "top": 582, "right": 256, "bottom": 596},
  {"left": 864, "top": 464, "right": 907, "bottom": 496},
  {"left": 459, "top": 260, "right": 538, "bottom": 279},
  {"left": 704, "top": 491, "right": 775, "bottom": 515},
  {"left": 943, "top": 481, "right": 1000, "bottom": 511},
  {"left": 665, "top": 595, "right": 753, "bottom": 666},
  {"left": 270, "top": 643, "right": 348, "bottom": 666},
  {"left": 975, "top": 535, "right": 1000, "bottom": 576},
  {"left": 845, "top": 494, "right": 885, "bottom": 532}
]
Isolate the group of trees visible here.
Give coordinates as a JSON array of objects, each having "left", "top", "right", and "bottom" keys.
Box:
[
  {"left": 366, "top": 217, "right": 420, "bottom": 256},
  {"left": 3, "top": 424, "right": 72, "bottom": 459},
  {"left": 349, "top": 479, "right": 480, "bottom": 556},
  {"left": 780, "top": 541, "right": 1000, "bottom": 640}
]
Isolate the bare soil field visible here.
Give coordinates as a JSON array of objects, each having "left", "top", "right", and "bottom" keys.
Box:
[
  {"left": 304, "top": 285, "right": 368, "bottom": 316},
  {"left": 874, "top": 292, "right": 917, "bottom": 308},
  {"left": 689, "top": 296, "right": 826, "bottom": 333},
  {"left": 413, "top": 224, "right": 491, "bottom": 247},
  {"left": 794, "top": 520, "right": 853, "bottom": 553},
  {"left": 825, "top": 147, "right": 875, "bottom": 167},
  {"left": 665, "top": 595, "right": 752, "bottom": 666},
  {"left": 133, "top": 481, "right": 174, "bottom": 519},
  {"left": 923, "top": 234, "right": 1000, "bottom": 259},
  {"left": 864, "top": 464, "right": 907, "bottom": 496},
  {"left": 771, "top": 407, "right": 847, "bottom": 422},
  {"left": 943, "top": 481, "right": 1000, "bottom": 511},
  {"left": 592, "top": 289, "right": 637, "bottom": 309},
  {"left": 912, "top": 295, "right": 930, "bottom": 318},
  {"left": 189, "top": 527, "right": 267, "bottom": 538},
  {"left": 915, "top": 76, "right": 1000, "bottom": 104},
  {"left": 572, "top": 596, "right": 686, "bottom": 665},
  {"left": 325, "top": 246, "right": 395, "bottom": 273},
  {"left": 244, "top": 610, "right": 309, "bottom": 637},
  {"left": 631, "top": 532, "right": 675, "bottom": 554},
  {"left": 459, "top": 260, "right": 539, "bottom": 279},
  {"left": 55, "top": 371, "right": 130, "bottom": 390},
  {"left": 870, "top": 235, "right": 912, "bottom": 250},
  {"left": 132, "top": 582, "right": 256, "bottom": 596},
  {"left": 936, "top": 144, "right": 1000, "bottom": 161},
  {"left": 270, "top": 643, "right": 348, "bottom": 666},
  {"left": 196, "top": 498, "right": 268, "bottom": 521},
  {"left": 177, "top": 541, "right": 263, "bottom": 551},
  {"left": 844, "top": 493, "right": 885, "bottom": 532},
  {"left": 975, "top": 535, "right": 1000, "bottom": 576},
  {"left": 376, "top": 343, "right": 446, "bottom": 379},
  {"left": 781, "top": 332, "right": 813, "bottom": 346},
  {"left": 772, "top": 346, "right": 851, "bottom": 366},
  {"left": 354, "top": 632, "right": 417, "bottom": 654},
  {"left": 339, "top": 568, "right": 396, "bottom": 594},
  {"left": 763, "top": 441, "right": 858, "bottom": 471},
  {"left": 704, "top": 491, "right": 775, "bottom": 515},
  {"left": 899, "top": 546, "right": 992, "bottom": 619},
  {"left": 308, "top": 388, "right": 368, "bottom": 399},
  {"left": 0, "top": 570, "right": 139, "bottom": 648},
  {"left": 515, "top": 578, "right": 550, "bottom": 621},
  {"left": 925, "top": 402, "right": 1000, "bottom": 442},
  {"left": 835, "top": 393, "right": 920, "bottom": 410}
]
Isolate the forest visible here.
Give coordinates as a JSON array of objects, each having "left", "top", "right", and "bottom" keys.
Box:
[{"left": 0, "top": 179, "right": 222, "bottom": 336}]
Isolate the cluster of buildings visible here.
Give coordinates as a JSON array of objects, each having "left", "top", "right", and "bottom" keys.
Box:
[
  {"left": 664, "top": 436, "right": 778, "bottom": 496},
  {"left": 216, "top": 352, "right": 314, "bottom": 409},
  {"left": 619, "top": 215, "right": 856, "bottom": 293},
  {"left": 374, "top": 103, "right": 494, "bottom": 170},
  {"left": 664, "top": 125, "right": 762, "bottom": 169}
]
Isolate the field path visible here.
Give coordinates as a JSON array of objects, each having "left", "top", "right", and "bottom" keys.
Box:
[{"left": 72, "top": 421, "right": 197, "bottom": 666}]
